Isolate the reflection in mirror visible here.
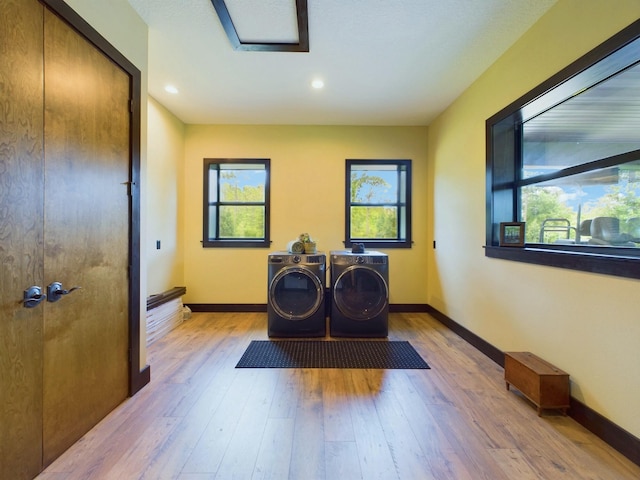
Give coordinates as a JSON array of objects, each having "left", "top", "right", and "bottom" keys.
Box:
[
  {"left": 486, "top": 18, "right": 640, "bottom": 278},
  {"left": 517, "top": 36, "right": 640, "bottom": 248},
  {"left": 522, "top": 160, "right": 640, "bottom": 245},
  {"left": 522, "top": 46, "right": 640, "bottom": 176}
]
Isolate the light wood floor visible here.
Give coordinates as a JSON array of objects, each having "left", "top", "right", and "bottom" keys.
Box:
[{"left": 37, "top": 312, "right": 639, "bottom": 479}]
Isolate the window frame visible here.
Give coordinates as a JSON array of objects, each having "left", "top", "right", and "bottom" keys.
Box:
[
  {"left": 202, "top": 158, "right": 271, "bottom": 248},
  {"left": 345, "top": 159, "right": 412, "bottom": 249},
  {"left": 485, "top": 19, "right": 640, "bottom": 280}
]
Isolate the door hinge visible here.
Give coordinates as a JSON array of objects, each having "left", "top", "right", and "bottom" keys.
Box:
[{"left": 121, "top": 180, "right": 134, "bottom": 196}]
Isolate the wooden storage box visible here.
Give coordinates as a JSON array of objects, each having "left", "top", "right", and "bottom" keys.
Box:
[{"left": 504, "top": 352, "right": 570, "bottom": 416}]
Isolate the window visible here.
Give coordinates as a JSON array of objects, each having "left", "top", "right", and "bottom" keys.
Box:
[
  {"left": 486, "top": 19, "right": 640, "bottom": 279},
  {"left": 203, "top": 158, "right": 270, "bottom": 248},
  {"left": 345, "top": 159, "right": 412, "bottom": 248}
]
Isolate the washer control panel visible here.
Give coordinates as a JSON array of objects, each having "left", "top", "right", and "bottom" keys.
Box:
[{"left": 268, "top": 252, "right": 325, "bottom": 265}]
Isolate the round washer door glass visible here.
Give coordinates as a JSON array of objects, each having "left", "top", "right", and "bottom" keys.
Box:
[
  {"left": 333, "top": 266, "right": 388, "bottom": 320},
  {"left": 269, "top": 267, "right": 324, "bottom": 320}
]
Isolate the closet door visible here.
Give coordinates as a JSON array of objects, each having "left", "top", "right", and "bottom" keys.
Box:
[
  {"left": 42, "top": 9, "right": 131, "bottom": 464},
  {"left": 0, "top": 2, "right": 45, "bottom": 479}
]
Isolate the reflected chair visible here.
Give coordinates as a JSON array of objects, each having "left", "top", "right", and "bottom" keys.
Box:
[
  {"left": 577, "top": 219, "right": 592, "bottom": 243},
  {"left": 589, "top": 217, "right": 634, "bottom": 245},
  {"left": 538, "top": 218, "right": 574, "bottom": 243},
  {"left": 625, "top": 217, "right": 640, "bottom": 243}
]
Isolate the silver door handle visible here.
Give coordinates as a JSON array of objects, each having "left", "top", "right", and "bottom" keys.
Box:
[
  {"left": 23, "top": 286, "right": 46, "bottom": 308},
  {"left": 47, "top": 282, "right": 82, "bottom": 303}
]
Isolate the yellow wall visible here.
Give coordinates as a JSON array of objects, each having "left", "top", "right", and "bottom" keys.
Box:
[
  {"left": 427, "top": 0, "right": 640, "bottom": 438},
  {"left": 183, "top": 125, "right": 429, "bottom": 305},
  {"left": 147, "top": 97, "right": 185, "bottom": 295}
]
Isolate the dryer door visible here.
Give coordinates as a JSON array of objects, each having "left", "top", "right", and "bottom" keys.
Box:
[
  {"left": 269, "top": 267, "right": 324, "bottom": 320},
  {"left": 333, "top": 266, "right": 388, "bottom": 320}
]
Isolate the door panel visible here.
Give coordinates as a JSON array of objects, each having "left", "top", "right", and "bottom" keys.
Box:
[
  {"left": 334, "top": 267, "right": 388, "bottom": 320},
  {"left": 0, "top": 1, "right": 45, "bottom": 479},
  {"left": 42, "top": 10, "right": 130, "bottom": 464},
  {"left": 269, "top": 267, "right": 324, "bottom": 319}
]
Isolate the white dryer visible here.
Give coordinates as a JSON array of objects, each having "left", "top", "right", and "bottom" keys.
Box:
[
  {"left": 267, "top": 252, "right": 326, "bottom": 337},
  {"left": 329, "top": 250, "right": 389, "bottom": 337}
]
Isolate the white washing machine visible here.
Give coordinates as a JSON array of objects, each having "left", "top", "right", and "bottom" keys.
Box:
[
  {"left": 267, "top": 252, "right": 326, "bottom": 337},
  {"left": 329, "top": 250, "right": 389, "bottom": 337}
]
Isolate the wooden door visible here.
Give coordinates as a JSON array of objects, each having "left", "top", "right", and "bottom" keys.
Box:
[
  {"left": 0, "top": 1, "right": 45, "bottom": 479},
  {"left": 1, "top": 2, "right": 134, "bottom": 476},
  {"left": 42, "top": 9, "right": 131, "bottom": 465}
]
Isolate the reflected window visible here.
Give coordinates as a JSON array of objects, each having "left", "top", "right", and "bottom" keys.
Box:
[
  {"left": 486, "top": 19, "right": 640, "bottom": 278},
  {"left": 488, "top": 23, "right": 640, "bottom": 249},
  {"left": 520, "top": 54, "right": 640, "bottom": 247},
  {"left": 523, "top": 163, "right": 640, "bottom": 245}
]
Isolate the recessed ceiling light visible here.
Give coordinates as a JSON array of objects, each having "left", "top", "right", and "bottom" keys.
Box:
[
  {"left": 311, "top": 79, "right": 324, "bottom": 89},
  {"left": 164, "top": 85, "right": 179, "bottom": 94}
]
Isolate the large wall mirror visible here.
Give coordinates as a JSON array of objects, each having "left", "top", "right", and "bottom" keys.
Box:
[{"left": 485, "top": 19, "right": 640, "bottom": 279}]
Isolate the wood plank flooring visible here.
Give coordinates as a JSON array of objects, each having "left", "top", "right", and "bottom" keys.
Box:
[{"left": 36, "top": 312, "right": 640, "bottom": 479}]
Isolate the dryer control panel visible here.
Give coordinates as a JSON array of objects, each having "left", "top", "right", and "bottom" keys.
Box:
[{"left": 330, "top": 251, "right": 388, "bottom": 266}]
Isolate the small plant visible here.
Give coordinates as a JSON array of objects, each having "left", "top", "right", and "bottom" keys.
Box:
[
  {"left": 299, "top": 233, "right": 312, "bottom": 243},
  {"left": 299, "top": 233, "right": 317, "bottom": 253}
]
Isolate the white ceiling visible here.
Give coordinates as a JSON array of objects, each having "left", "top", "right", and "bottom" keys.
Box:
[{"left": 126, "top": 0, "right": 557, "bottom": 126}]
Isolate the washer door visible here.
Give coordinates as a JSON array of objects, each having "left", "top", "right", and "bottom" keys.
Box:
[
  {"left": 333, "top": 266, "right": 388, "bottom": 320},
  {"left": 269, "top": 267, "right": 324, "bottom": 320}
]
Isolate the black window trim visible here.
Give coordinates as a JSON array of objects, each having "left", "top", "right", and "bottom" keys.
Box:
[
  {"left": 345, "top": 159, "right": 413, "bottom": 249},
  {"left": 202, "top": 158, "right": 271, "bottom": 248},
  {"left": 485, "top": 19, "right": 640, "bottom": 280}
]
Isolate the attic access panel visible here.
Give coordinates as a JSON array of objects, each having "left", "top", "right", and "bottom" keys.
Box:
[{"left": 211, "top": 0, "right": 309, "bottom": 52}]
